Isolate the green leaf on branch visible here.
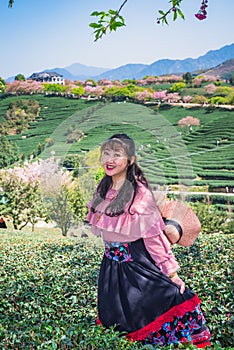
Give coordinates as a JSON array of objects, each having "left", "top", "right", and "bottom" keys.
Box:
[
  {"left": 89, "top": 23, "right": 102, "bottom": 29},
  {"left": 177, "top": 8, "right": 185, "bottom": 19},
  {"left": 110, "top": 21, "right": 125, "bottom": 31},
  {"left": 173, "top": 10, "right": 178, "bottom": 21},
  {"left": 8, "top": 0, "right": 14, "bottom": 7},
  {"left": 108, "top": 9, "right": 118, "bottom": 15},
  {"left": 162, "top": 16, "right": 169, "bottom": 25},
  {"left": 89, "top": 8, "right": 125, "bottom": 41},
  {"left": 90, "top": 11, "right": 106, "bottom": 17}
]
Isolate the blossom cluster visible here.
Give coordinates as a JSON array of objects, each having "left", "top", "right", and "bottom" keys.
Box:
[
  {"left": 195, "top": 0, "right": 208, "bottom": 21},
  {"left": 178, "top": 116, "right": 201, "bottom": 126}
]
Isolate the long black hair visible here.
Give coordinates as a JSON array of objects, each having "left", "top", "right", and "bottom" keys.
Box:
[{"left": 91, "top": 134, "right": 149, "bottom": 216}]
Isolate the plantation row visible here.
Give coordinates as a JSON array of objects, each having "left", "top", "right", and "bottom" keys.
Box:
[
  {"left": 0, "top": 95, "right": 233, "bottom": 190},
  {"left": 0, "top": 230, "right": 233, "bottom": 349},
  {"left": 5, "top": 96, "right": 92, "bottom": 157}
]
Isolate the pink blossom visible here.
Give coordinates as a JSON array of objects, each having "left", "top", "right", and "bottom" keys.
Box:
[
  {"left": 195, "top": 0, "right": 208, "bottom": 20},
  {"left": 92, "top": 86, "right": 105, "bottom": 97},
  {"left": 97, "top": 79, "right": 113, "bottom": 86},
  {"left": 144, "top": 76, "right": 158, "bottom": 84},
  {"left": 178, "top": 116, "right": 200, "bottom": 126},
  {"left": 84, "top": 86, "right": 93, "bottom": 94},
  {"left": 195, "top": 13, "right": 206, "bottom": 20},
  {"left": 135, "top": 90, "right": 152, "bottom": 101},
  {"left": 204, "top": 83, "right": 216, "bottom": 94},
  {"left": 183, "top": 95, "right": 192, "bottom": 103},
  {"left": 85, "top": 81, "right": 94, "bottom": 86},
  {"left": 152, "top": 90, "right": 167, "bottom": 100},
  {"left": 5, "top": 80, "right": 44, "bottom": 94},
  {"left": 193, "top": 78, "right": 202, "bottom": 87},
  {"left": 136, "top": 79, "right": 147, "bottom": 86},
  {"left": 164, "top": 92, "right": 181, "bottom": 103}
]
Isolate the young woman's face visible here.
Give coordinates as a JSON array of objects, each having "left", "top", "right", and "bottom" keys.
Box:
[{"left": 101, "top": 145, "right": 129, "bottom": 180}]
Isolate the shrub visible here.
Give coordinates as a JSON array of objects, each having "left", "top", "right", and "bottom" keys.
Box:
[
  {"left": 224, "top": 90, "right": 234, "bottom": 105},
  {"left": 0, "top": 161, "right": 47, "bottom": 230},
  {"left": 190, "top": 200, "right": 227, "bottom": 234},
  {"left": 45, "top": 137, "right": 54, "bottom": 147},
  {"left": 169, "top": 82, "right": 186, "bottom": 92},
  {"left": 66, "top": 130, "right": 84, "bottom": 144},
  {"left": 62, "top": 154, "right": 81, "bottom": 177},
  {"left": 213, "top": 86, "right": 232, "bottom": 97},
  {"left": 2, "top": 99, "right": 41, "bottom": 135},
  {"left": 0, "top": 232, "right": 233, "bottom": 349},
  {"left": 191, "top": 95, "right": 208, "bottom": 104},
  {"left": 210, "top": 96, "right": 226, "bottom": 105},
  {"left": 0, "top": 136, "right": 19, "bottom": 168},
  {"left": 0, "top": 80, "right": 6, "bottom": 93},
  {"left": 174, "top": 234, "right": 233, "bottom": 348}
]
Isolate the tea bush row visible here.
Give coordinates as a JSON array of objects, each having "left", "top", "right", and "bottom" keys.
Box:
[
  {"left": 1, "top": 97, "right": 234, "bottom": 188},
  {"left": 0, "top": 231, "right": 233, "bottom": 349}
]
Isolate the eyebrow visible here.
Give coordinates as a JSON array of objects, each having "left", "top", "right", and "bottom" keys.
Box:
[{"left": 103, "top": 147, "right": 124, "bottom": 152}]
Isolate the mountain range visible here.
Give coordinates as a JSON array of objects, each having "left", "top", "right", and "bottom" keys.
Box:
[
  {"left": 92, "top": 43, "right": 234, "bottom": 80},
  {"left": 6, "top": 43, "right": 234, "bottom": 82}
]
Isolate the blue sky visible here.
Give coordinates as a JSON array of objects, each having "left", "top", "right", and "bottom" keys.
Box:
[{"left": 1, "top": 0, "right": 233, "bottom": 79}]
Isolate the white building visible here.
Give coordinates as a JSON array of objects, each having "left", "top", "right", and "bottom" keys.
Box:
[{"left": 29, "top": 71, "right": 65, "bottom": 85}]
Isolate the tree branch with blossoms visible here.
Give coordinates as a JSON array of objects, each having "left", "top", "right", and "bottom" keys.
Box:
[
  {"left": 89, "top": 0, "right": 127, "bottom": 41},
  {"left": 194, "top": 0, "right": 209, "bottom": 20},
  {"left": 89, "top": 0, "right": 208, "bottom": 40},
  {"left": 156, "top": 0, "right": 185, "bottom": 25},
  {"left": 156, "top": 0, "right": 208, "bottom": 24},
  {"left": 7, "top": 0, "right": 208, "bottom": 41}
]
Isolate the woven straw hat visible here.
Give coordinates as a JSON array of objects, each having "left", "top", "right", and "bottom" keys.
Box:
[{"left": 156, "top": 198, "right": 201, "bottom": 247}]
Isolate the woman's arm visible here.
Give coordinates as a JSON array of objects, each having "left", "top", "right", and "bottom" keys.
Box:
[{"left": 143, "top": 234, "right": 185, "bottom": 293}]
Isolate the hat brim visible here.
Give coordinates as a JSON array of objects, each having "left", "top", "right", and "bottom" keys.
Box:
[{"left": 160, "top": 200, "right": 201, "bottom": 247}]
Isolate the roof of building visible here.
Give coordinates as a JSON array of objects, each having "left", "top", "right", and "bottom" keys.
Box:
[{"left": 29, "top": 71, "right": 64, "bottom": 79}]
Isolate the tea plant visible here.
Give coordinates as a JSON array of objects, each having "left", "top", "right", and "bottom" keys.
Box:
[{"left": 0, "top": 230, "right": 233, "bottom": 349}]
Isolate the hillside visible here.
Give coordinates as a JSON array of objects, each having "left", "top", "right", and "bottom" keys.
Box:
[
  {"left": 203, "top": 58, "right": 234, "bottom": 79},
  {"left": 1, "top": 96, "right": 233, "bottom": 190},
  {"left": 93, "top": 63, "right": 148, "bottom": 81}
]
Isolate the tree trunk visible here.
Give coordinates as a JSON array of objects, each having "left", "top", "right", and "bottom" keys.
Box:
[{"left": 19, "top": 221, "right": 28, "bottom": 230}]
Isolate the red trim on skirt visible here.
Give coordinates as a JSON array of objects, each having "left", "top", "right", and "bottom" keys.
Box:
[
  {"left": 126, "top": 295, "right": 201, "bottom": 341},
  {"left": 195, "top": 342, "right": 211, "bottom": 348},
  {"left": 96, "top": 295, "right": 211, "bottom": 347},
  {"left": 192, "top": 327, "right": 211, "bottom": 348}
]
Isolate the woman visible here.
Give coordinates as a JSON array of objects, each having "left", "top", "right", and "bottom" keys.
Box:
[{"left": 86, "top": 134, "right": 211, "bottom": 348}]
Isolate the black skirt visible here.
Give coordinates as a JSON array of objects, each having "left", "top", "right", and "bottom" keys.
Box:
[{"left": 97, "top": 239, "right": 211, "bottom": 347}]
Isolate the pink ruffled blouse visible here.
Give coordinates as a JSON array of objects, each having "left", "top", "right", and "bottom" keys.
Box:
[{"left": 86, "top": 182, "right": 179, "bottom": 275}]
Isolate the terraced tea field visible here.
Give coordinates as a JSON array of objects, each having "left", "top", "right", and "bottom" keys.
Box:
[
  {"left": 0, "top": 95, "right": 93, "bottom": 156},
  {"left": 1, "top": 95, "right": 234, "bottom": 190}
]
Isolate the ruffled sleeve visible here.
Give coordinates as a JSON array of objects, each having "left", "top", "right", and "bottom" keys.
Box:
[
  {"left": 143, "top": 235, "right": 180, "bottom": 275},
  {"left": 86, "top": 183, "right": 166, "bottom": 242}
]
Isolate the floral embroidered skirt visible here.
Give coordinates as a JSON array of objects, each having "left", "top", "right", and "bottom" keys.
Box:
[{"left": 97, "top": 239, "right": 211, "bottom": 348}]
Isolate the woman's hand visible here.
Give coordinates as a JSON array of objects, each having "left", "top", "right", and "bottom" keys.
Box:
[{"left": 169, "top": 272, "right": 186, "bottom": 294}]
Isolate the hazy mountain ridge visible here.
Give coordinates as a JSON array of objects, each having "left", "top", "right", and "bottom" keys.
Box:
[
  {"left": 5, "top": 43, "right": 234, "bottom": 82},
  {"left": 201, "top": 58, "right": 234, "bottom": 79},
  {"left": 94, "top": 64, "right": 148, "bottom": 81},
  {"left": 65, "top": 63, "right": 109, "bottom": 77},
  {"left": 101, "top": 43, "right": 234, "bottom": 80}
]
